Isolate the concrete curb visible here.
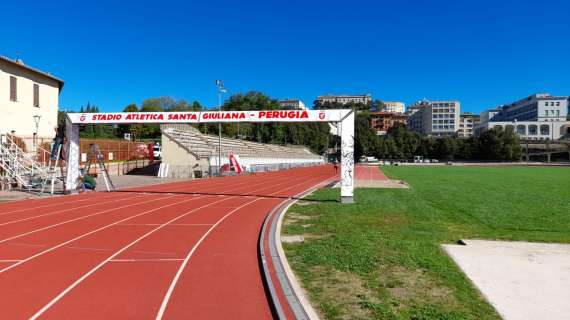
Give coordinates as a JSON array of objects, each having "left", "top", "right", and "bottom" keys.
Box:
[
  {"left": 274, "top": 199, "right": 321, "bottom": 320},
  {"left": 260, "top": 179, "right": 335, "bottom": 319}
]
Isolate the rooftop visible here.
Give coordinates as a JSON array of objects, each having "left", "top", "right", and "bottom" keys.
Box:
[{"left": 0, "top": 55, "right": 64, "bottom": 90}]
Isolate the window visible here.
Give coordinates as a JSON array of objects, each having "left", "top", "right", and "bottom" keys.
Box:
[
  {"left": 540, "top": 125, "right": 549, "bottom": 135},
  {"left": 556, "top": 102, "right": 560, "bottom": 106},
  {"left": 529, "top": 125, "right": 537, "bottom": 135},
  {"left": 33, "top": 84, "right": 40, "bottom": 107},
  {"left": 10, "top": 76, "right": 17, "bottom": 101}
]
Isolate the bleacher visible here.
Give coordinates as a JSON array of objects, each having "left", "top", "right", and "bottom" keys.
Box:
[{"left": 163, "top": 126, "right": 321, "bottom": 161}]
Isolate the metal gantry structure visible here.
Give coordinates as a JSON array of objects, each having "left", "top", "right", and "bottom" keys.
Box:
[{"left": 64, "top": 109, "right": 356, "bottom": 203}]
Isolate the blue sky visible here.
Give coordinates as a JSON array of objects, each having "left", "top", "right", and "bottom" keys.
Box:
[{"left": 2, "top": 0, "right": 569, "bottom": 113}]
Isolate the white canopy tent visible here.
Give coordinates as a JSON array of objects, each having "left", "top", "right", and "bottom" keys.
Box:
[{"left": 65, "top": 109, "right": 355, "bottom": 203}]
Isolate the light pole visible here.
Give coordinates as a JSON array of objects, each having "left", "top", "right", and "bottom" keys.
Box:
[{"left": 215, "top": 80, "right": 226, "bottom": 176}]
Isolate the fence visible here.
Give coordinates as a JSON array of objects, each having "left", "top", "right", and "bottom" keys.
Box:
[
  {"left": 79, "top": 139, "right": 150, "bottom": 163},
  {"left": 11, "top": 137, "right": 151, "bottom": 164}
]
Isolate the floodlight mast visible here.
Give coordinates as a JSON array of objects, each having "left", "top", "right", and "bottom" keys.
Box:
[{"left": 215, "top": 80, "right": 226, "bottom": 176}]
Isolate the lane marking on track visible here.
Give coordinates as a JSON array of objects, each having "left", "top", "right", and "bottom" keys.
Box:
[
  {"left": 155, "top": 199, "right": 262, "bottom": 319},
  {"left": 109, "top": 259, "right": 184, "bottom": 262},
  {"left": 28, "top": 195, "right": 234, "bottom": 320},
  {"left": 0, "top": 193, "right": 149, "bottom": 226},
  {"left": 131, "top": 250, "right": 177, "bottom": 256},
  {"left": 0, "top": 259, "right": 23, "bottom": 262},
  {"left": 0, "top": 177, "right": 255, "bottom": 241},
  {"left": 27, "top": 171, "right": 308, "bottom": 318},
  {"left": 63, "top": 246, "right": 113, "bottom": 253},
  {"left": 155, "top": 173, "right": 332, "bottom": 319},
  {"left": 117, "top": 223, "right": 214, "bottom": 227},
  {"left": 0, "top": 194, "right": 180, "bottom": 245},
  {"left": 0, "top": 193, "right": 129, "bottom": 216},
  {"left": 0, "top": 195, "right": 206, "bottom": 275},
  {"left": 0, "top": 172, "right": 293, "bottom": 261},
  {"left": 5, "top": 243, "right": 47, "bottom": 248}
]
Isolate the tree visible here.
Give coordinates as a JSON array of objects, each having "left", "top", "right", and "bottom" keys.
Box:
[
  {"left": 79, "top": 103, "right": 115, "bottom": 139},
  {"left": 354, "top": 111, "right": 379, "bottom": 160},
  {"left": 217, "top": 92, "right": 330, "bottom": 154}
]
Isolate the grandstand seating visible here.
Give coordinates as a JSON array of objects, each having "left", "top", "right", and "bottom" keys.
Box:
[{"left": 162, "top": 126, "right": 321, "bottom": 161}]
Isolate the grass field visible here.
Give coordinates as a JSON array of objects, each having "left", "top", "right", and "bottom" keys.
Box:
[{"left": 283, "top": 166, "right": 570, "bottom": 320}]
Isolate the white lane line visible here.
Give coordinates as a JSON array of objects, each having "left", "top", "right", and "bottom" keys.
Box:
[
  {"left": 155, "top": 173, "right": 331, "bottom": 319},
  {"left": 0, "top": 171, "right": 242, "bottom": 217},
  {"left": 0, "top": 193, "right": 127, "bottom": 216},
  {"left": 27, "top": 172, "right": 302, "bottom": 318},
  {"left": 63, "top": 246, "right": 113, "bottom": 253},
  {"left": 0, "top": 194, "right": 204, "bottom": 275},
  {"left": 0, "top": 172, "right": 287, "bottom": 254},
  {"left": 0, "top": 194, "right": 179, "bottom": 245},
  {"left": 0, "top": 259, "right": 23, "bottom": 262},
  {"left": 110, "top": 259, "right": 184, "bottom": 262},
  {"left": 0, "top": 193, "right": 148, "bottom": 226},
  {"left": 155, "top": 198, "right": 261, "bottom": 319},
  {"left": 117, "top": 223, "right": 214, "bottom": 227},
  {"left": 5, "top": 243, "right": 47, "bottom": 248},
  {"left": 28, "top": 195, "right": 233, "bottom": 320},
  {"left": 131, "top": 250, "right": 176, "bottom": 256}
]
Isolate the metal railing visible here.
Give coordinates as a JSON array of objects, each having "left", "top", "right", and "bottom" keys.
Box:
[{"left": 0, "top": 134, "right": 57, "bottom": 192}]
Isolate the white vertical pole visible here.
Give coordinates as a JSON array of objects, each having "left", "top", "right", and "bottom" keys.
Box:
[
  {"left": 340, "top": 110, "right": 355, "bottom": 203},
  {"left": 65, "top": 117, "right": 80, "bottom": 193}
]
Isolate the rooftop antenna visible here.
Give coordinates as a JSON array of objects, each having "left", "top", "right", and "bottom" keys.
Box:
[{"left": 14, "top": 51, "right": 24, "bottom": 65}]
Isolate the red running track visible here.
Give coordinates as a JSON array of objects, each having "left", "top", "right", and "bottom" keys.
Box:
[
  {"left": 0, "top": 165, "right": 337, "bottom": 319},
  {"left": 354, "top": 164, "right": 388, "bottom": 181}
]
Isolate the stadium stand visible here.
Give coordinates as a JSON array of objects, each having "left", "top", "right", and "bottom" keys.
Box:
[{"left": 160, "top": 124, "right": 324, "bottom": 178}]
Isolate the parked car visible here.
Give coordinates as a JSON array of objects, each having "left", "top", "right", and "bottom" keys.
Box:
[{"left": 153, "top": 143, "right": 162, "bottom": 160}]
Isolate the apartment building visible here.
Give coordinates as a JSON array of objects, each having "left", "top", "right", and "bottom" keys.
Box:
[
  {"left": 407, "top": 100, "right": 461, "bottom": 136},
  {"left": 316, "top": 94, "right": 371, "bottom": 106},
  {"left": 278, "top": 99, "right": 307, "bottom": 110},
  {"left": 476, "top": 93, "right": 570, "bottom": 140},
  {"left": 0, "top": 56, "right": 63, "bottom": 140},
  {"left": 370, "top": 112, "right": 407, "bottom": 135},
  {"left": 458, "top": 112, "right": 480, "bottom": 138},
  {"left": 381, "top": 101, "right": 405, "bottom": 114}
]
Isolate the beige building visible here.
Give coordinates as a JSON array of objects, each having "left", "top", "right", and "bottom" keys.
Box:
[
  {"left": 382, "top": 101, "right": 405, "bottom": 114},
  {"left": 0, "top": 56, "right": 63, "bottom": 140},
  {"left": 458, "top": 112, "right": 480, "bottom": 138},
  {"left": 278, "top": 99, "right": 307, "bottom": 110},
  {"left": 475, "top": 93, "right": 570, "bottom": 140},
  {"left": 316, "top": 94, "right": 371, "bottom": 106}
]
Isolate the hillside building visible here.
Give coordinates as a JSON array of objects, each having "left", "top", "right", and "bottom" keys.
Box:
[
  {"left": 458, "top": 112, "right": 480, "bottom": 138},
  {"left": 278, "top": 99, "right": 307, "bottom": 110},
  {"left": 370, "top": 111, "right": 407, "bottom": 135},
  {"left": 381, "top": 101, "right": 405, "bottom": 114},
  {"left": 316, "top": 94, "right": 371, "bottom": 106},
  {"left": 406, "top": 100, "right": 461, "bottom": 136},
  {"left": 475, "top": 94, "right": 570, "bottom": 140}
]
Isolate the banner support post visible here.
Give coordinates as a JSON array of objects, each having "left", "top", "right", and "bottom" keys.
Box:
[
  {"left": 340, "top": 110, "right": 355, "bottom": 203},
  {"left": 64, "top": 116, "right": 80, "bottom": 194}
]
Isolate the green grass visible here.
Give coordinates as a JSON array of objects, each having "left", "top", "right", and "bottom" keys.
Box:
[{"left": 283, "top": 166, "right": 570, "bottom": 320}]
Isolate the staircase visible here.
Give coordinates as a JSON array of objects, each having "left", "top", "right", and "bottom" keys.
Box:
[{"left": 0, "top": 134, "right": 61, "bottom": 192}]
